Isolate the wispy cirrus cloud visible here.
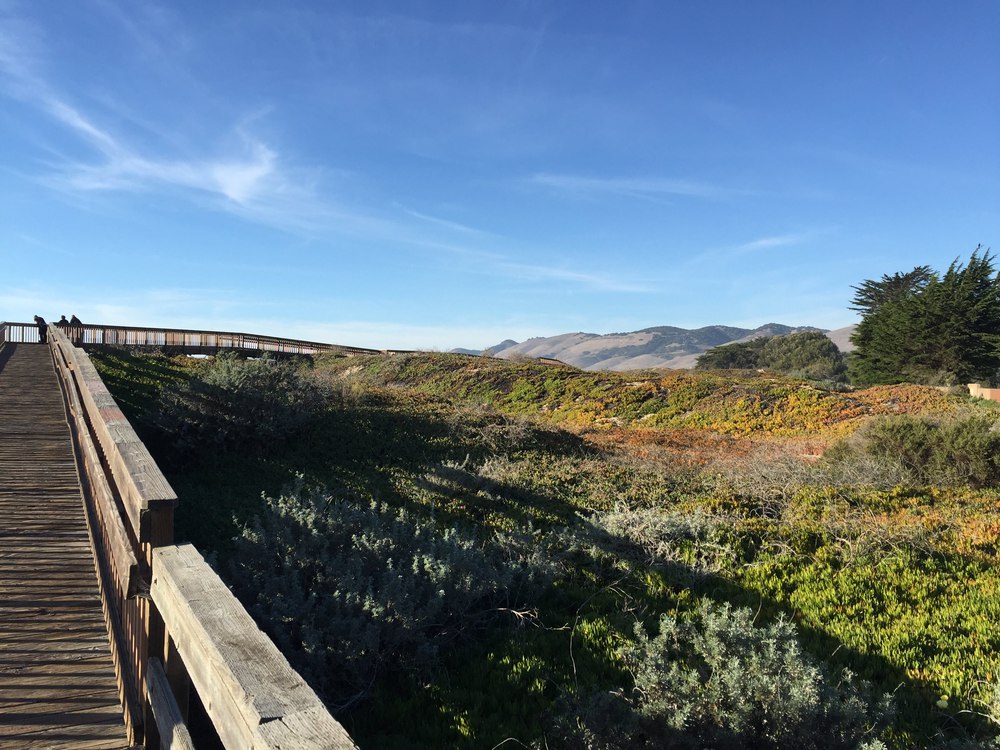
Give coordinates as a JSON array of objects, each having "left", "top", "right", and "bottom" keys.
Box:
[
  {"left": 45, "top": 126, "right": 280, "bottom": 207},
  {"left": 0, "top": 24, "right": 289, "bottom": 207},
  {"left": 397, "top": 205, "right": 492, "bottom": 236},
  {"left": 528, "top": 172, "right": 754, "bottom": 202},
  {"left": 31, "top": 92, "right": 289, "bottom": 211},
  {"left": 42, "top": 98, "right": 123, "bottom": 156},
  {"left": 682, "top": 228, "right": 835, "bottom": 271},
  {"left": 90, "top": 0, "right": 190, "bottom": 63},
  {"left": 407, "top": 231, "right": 651, "bottom": 294},
  {"left": 735, "top": 232, "right": 812, "bottom": 252},
  {"left": 0, "top": 11, "right": 327, "bottom": 229},
  {"left": 0, "top": 8, "right": 655, "bottom": 298},
  {"left": 495, "top": 260, "right": 652, "bottom": 293},
  {"left": 0, "top": 12, "right": 465, "bottom": 242}
]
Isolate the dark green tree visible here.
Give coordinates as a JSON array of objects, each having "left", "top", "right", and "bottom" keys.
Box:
[
  {"left": 849, "top": 248, "right": 1000, "bottom": 386},
  {"left": 848, "top": 265, "right": 933, "bottom": 315},
  {"left": 694, "top": 338, "right": 766, "bottom": 369},
  {"left": 697, "top": 332, "right": 846, "bottom": 382},
  {"left": 761, "top": 332, "right": 846, "bottom": 381}
]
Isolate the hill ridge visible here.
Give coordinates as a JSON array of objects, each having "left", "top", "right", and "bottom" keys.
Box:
[{"left": 456, "top": 323, "right": 856, "bottom": 371}]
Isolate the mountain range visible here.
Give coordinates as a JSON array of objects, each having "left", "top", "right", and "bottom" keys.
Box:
[{"left": 454, "top": 323, "right": 857, "bottom": 371}]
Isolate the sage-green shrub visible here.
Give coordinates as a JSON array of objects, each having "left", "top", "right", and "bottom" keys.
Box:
[
  {"left": 228, "top": 479, "right": 542, "bottom": 711},
  {"left": 625, "top": 602, "right": 891, "bottom": 749},
  {"left": 547, "top": 601, "right": 892, "bottom": 750}
]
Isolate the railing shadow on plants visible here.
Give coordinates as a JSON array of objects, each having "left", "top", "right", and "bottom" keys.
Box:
[
  {"left": 89, "top": 348, "right": 599, "bottom": 549},
  {"left": 344, "top": 515, "right": 912, "bottom": 750},
  {"left": 273, "top": 391, "right": 596, "bottom": 518},
  {"left": 415, "top": 462, "right": 591, "bottom": 530},
  {"left": 224, "top": 477, "right": 547, "bottom": 719},
  {"left": 152, "top": 389, "right": 595, "bottom": 560},
  {"left": 321, "top": 389, "right": 592, "bottom": 464},
  {"left": 89, "top": 346, "right": 194, "bottom": 414}
]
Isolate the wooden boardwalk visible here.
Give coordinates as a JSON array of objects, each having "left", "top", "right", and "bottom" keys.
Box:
[{"left": 0, "top": 344, "right": 129, "bottom": 749}]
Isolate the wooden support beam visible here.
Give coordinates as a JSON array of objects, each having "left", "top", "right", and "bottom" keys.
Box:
[
  {"left": 147, "top": 658, "right": 196, "bottom": 750},
  {"left": 151, "top": 545, "right": 357, "bottom": 750}
]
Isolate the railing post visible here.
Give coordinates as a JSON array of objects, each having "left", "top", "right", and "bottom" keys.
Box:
[{"left": 142, "top": 502, "right": 176, "bottom": 750}]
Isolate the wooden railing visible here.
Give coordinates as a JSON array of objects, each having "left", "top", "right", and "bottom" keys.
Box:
[
  {"left": 0, "top": 320, "right": 44, "bottom": 345},
  {"left": 49, "top": 321, "right": 394, "bottom": 356},
  {"left": 2, "top": 319, "right": 416, "bottom": 357},
  {"left": 47, "top": 325, "right": 356, "bottom": 749}
]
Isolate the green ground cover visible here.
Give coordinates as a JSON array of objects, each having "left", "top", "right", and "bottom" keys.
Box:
[{"left": 90, "top": 348, "right": 1000, "bottom": 749}]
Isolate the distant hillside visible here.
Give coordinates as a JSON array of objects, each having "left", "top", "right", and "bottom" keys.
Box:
[
  {"left": 457, "top": 323, "right": 850, "bottom": 371},
  {"left": 484, "top": 339, "right": 519, "bottom": 356},
  {"left": 825, "top": 324, "right": 857, "bottom": 353}
]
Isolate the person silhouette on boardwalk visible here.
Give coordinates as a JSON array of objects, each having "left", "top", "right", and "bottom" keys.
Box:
[
  {"left": 56, "top": 315, "right": 69, "bottom": 328},
  {"left": 69, "top": 315, "right": 83, "bottom": 344},
  {"left": 33, "top": 315, "right": 47, "bottom": 343}
]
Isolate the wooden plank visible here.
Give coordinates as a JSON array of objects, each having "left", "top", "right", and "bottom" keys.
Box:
[
  {"left": 0, "top": 342, "right": 129, "bottom": 749},
  {"left": 43, "top": 333, "right": 145, "bottom": 742},
  {"left": 146, "top": 658, "right": 195, "bottom": 750},
  {"left": 150, "top": 545, "right": 356, "bottom": 750},
  {"left": 256, "top": 705, "right": 359, "bottom": 748},
  {"left": 118, "top": 440, "right": 176, "bottom": 512}
]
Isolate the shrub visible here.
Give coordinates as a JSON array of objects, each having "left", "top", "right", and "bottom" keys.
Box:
[
  {"left": 568, "top": 507, "right": 736, "bottom": 582},
  {"left": 155, "top": 353, "right": 329, "bottom": 457},
  {"left": 548, "top": 601, "right": 892, "bottom": 750},
  {"left": 762, "top": 331, "right": 848, "bottom": 382},
  {"left": 987, "top": 682, "right": 1000, "bottom": 727},
  {"left": 696, "top": 338, "right": 767, "bottom": 370},
  {"left": 623, "top": 601, "right": 891, "bottom": 749},
  {"left": 444, "top": 401, "right": 540, "bottom": 455},
  {"left": 228, "top": 479, "right": 543, "bottom": 710},
  {"left": 825, "top": 414, "right": 1000, "bottom": 488}
]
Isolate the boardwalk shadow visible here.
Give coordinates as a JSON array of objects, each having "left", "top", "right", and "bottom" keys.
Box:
[
  {"left": 0, "top": 341, "right": 19, "bottom": 374},
  {"left": 157, "top": 389, "right": 592, "bottom": 558}
]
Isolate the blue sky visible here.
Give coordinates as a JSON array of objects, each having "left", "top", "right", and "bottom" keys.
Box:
[{"left": 1, "top": 1, "right": 998, "bottom": 349}]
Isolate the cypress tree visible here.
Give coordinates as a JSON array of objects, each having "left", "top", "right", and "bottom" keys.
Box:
[{"left": 848, "top": 248, "right": 1000, "bottom": 385}]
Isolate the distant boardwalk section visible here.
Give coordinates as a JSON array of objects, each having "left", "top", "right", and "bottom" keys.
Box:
[{"left": 1, "top": 320, "right": 410, "bottom": 357}]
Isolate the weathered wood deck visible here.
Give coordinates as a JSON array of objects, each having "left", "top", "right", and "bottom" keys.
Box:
[{"left": 0, "top": 343, "right": 129, "bottom": 749}]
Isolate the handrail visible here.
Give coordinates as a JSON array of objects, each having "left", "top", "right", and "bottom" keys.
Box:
[
  {"left": 151, "top": 545, "right": 356, "bottom": 749},
  {"left": 47, "top": 325, "right": 356, "bottom": 749},
  {"left": 0, "top": 320, "right": 43, "bottom": 344},
  {"left": 4, "top": 319, "right": 416, "bottom": 356},
  {"left": 55, "top": 321, "right": 383, "bottom": 356}
]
